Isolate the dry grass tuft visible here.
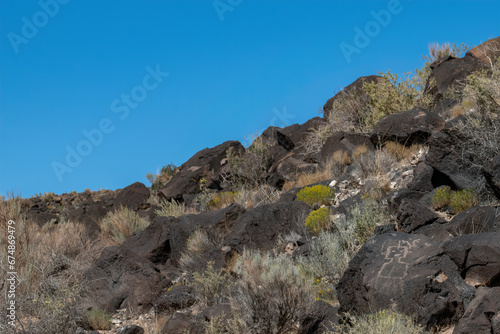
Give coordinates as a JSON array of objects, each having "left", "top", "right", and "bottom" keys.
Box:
[
  {"left": 384, "top": 142, "right": 423, "bottom": 161},
  {"left": 100, "top": 206, "right": 149, "bottom": 245}
]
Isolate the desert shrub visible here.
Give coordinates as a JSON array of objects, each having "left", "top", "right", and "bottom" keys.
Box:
[
  {"left": 283, "top": 168, "right": 334, "bottom": 191},
  {"left": 326, "top": 87, "right": 372, "bottom": 133},
  {"left": 305, "top": 207, "right": 331, "bottom": 235},
  {"left": 362, "top": 71, "right": 427, "bottom": 130},
  {"left": 431, "top": 186, "right": 452, "bottom": 210},
  {"left": 231, "top": 250, "right": 314, "bottom": 334},
  {"left": 0, "top": 195, "right": 95, "bottom": 333},
  {"left": 296, "top": 185, "right": 334, "bottom": 206},
  {"left": 87, "top": 308, "right": 112, "bottom": 330},
  {"left": 333, "top": 309, "right": 426, "bottom": 334},
  {"left": 100, "top": 206, "right": 149, "bottom": 245},
  {"left": 146, "top": 163, "right": 178, "bottom": 192},
  {"left": 192, "top": 261, "right": 231, "bottom": 306},
  {"left": 209, "top": 191, "right": 239, "bottom": 210},
  {"left": 302, "top": 123, "right": 335, "bottom": 155},
  {"left": 227, "top": 137, "right": 272, "bottom": 189},
  {"left": 179, "top": 229, "right": 222, "bottom": 272},
  {"left": 451, "top": 189, "right": 478, "bottom": 214},
  {"left": 353, "top": 148, "right": 397, "bottom": 178},
  {"left": 352, "top": 203, "right": 388, "bottom": 244}
]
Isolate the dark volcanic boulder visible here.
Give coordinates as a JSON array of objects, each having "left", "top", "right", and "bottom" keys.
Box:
[
  {"left": 396, "top": 199, "right": 439, "bottom": 233},
  {"left": 298, "top": 300, "right": 339, "bottom": 334},
  {"left": 114, "top": 182, "right": 150, "bottom": 211},
  {"left": 320, "top": 132, "right": 374, "bottom": 166},
  {"left": 430, "top": 54, "right": 487, "bottom": 94},
  {"left": 425, "top": 130, "right": 476, "bottom": 190},
  {"left": 447, "top": 206, "right": 499, "bottom": 236},
  {"left": 337, "top": 232, "right": 475, "bottom": 330},
  {"left": 371, "top": 108, "right": 445, "bottom": 145},
  {"left": 466, "top": 36, "right": 500, "bottom": 66},
  {"left": 119, "top": 325, "right": 145, "bottom": 334},
  {"left": 122, "top": 204, "right": 245, "bottom": 266},
  {"left": 407, "top": 162, "right": 435, "bottom": 192},
  {"left": 227, "top": 201, "right": 311, "bottom": 252},
  {"left": 441, "top": 231, "right": 500, "bottom": 287},
  {"left": 483, "top": 154, "right": 500, "bottom": 199},
  {"left": 161, "top": 312, "right": 204, "bottom": 334},
  {"left": 158, "top": 141, "right": 245, "bottom": 205},
  {"left": 154, "top": 284, "right": 196, "bottom": 313},
  {"left": 454, "top": 287, "right": 500, "bottom": 334},
  {"left": 84, "top": 246, "right": 167, "bottom": 314},
  {"left": 323, "top": 75, "right": 385, "bottom": 119}
]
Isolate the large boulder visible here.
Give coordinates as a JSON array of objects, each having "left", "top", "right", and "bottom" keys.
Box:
[
  {"left": 84, "top": 246, "right": 168, "bottom": 314},
  {"left": 227, "top": 201, "right": 311, "bottom": 252},
  {"left": 447, "top": 206, "right": 499, "bottom": 236},
  {"left": 430, "top": 54, "right": 487, "bottom": 94},
  {"left": 483, "top": 154, "right": 500, "bottom": 199},
  {"left": 154, "top": 284, "right": 196, "bottom": 314},
  {"left": 323, "top": 75, "right": 385, "bottom": 119},
  {"left": 396, "top": 198, "right": 439, "bottom": 233},
  {"left": 121, "top": 204, "right": 245, "bottom": 267},
  {"left": 441, "top": 232, "right": 500, "bottom": 287},
  {"left": 371, "top": 108, "right": 445, "bottom": 145},
  {"left": 114, "top": 182, "right": 150, "bottom": 211},
  {"left": 158, "top": 141, "right": 245, "bottom": 205},
  {"left": 465, "top": 36, "right": 500, "bottom": 68},
  {"left": 298, "top": 300, "right": 339, "bottom": 334},
  {"left": 453, "top": 287, "right": 500, "bottom": 334},
  {"left": 161, "top": 312, "right": 205, "bottom": 334},
  {"left": 337, "top": 232, "right": 475, "bottom": 330},
  {"left": 425, "top": 130, "right": 477, "bottom": 190}
]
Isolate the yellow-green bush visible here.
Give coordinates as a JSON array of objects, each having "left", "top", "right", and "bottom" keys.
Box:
[
  {"left": 431, "top": 186, "right": 452, "bottom": 210},
  {"left": 296, "top": 185, "right": 334, "bottom": 206},
  {"left": 432, "top": 187, "right": 478, "bottom": 213},
  {"left": 305, "top": 207, "right": 331, "bottom": 235},
  {"left": 209, "top": 191, "right": 239, "bottom": 210},
  {"left": 451, "top": 189, "right": 478, "bottom": 214},
  {"left": 87, "top": 308, "right": 112, "bottom": 330}
]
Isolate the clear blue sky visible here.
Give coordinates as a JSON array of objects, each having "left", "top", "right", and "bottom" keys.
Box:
[{"left": 1, "top": 0, "right": 498, "bottom": 198}]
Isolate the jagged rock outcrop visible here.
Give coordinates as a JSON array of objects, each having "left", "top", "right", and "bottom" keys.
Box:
[
  {"left": 371, "top": 108, "right": 445, "bottom": 145},
  {"left": 158, "top": 141, "right": 245, "bottom": 205},
  {"left": 453, "top": 287, "right": 500, "bottom": 334}
]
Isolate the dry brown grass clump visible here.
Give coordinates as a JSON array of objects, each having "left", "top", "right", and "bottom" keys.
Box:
[
  {"left": 384, "top": 141, "right": 423, "bottom": 161},
  {"left": 100, "top": 205, "right": 149, "bottom": 245}
]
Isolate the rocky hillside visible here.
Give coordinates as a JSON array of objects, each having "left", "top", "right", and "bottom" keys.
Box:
[{"left": 1, "top": 37, "right": 500, "bottom": 334}]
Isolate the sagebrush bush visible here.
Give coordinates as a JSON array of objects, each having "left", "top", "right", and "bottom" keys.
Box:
[
  {"left": 296, "top": 184, "right": 334, "bottom": 206},
  {"left": 231, "top": 250, "right": 314, "bottom": 334},
  {"left": 431, "top": 186, "right": 452, "bottom": 210},
  {"left": 0, "top": 195, "right": 96, "bottom": 333},
  {"left": 332, "top": 309, "right": 426, "bottom": 334},
  {"left": 352, "top": 203, "right": 388, "bottom": 244},
  {"left": 298, "top": 228, "right": 358, "bottom": 295},
  {"left": 353, "top": 148, "right": 397, "bottom": 179},
  {"left": 179, "top": 229, "right": 222, "bottom": 272},
  {"left": 192, "top": 261, "right": 231, "bottom": 306},
  {"left": 451, "top": 188, "right": 478, "bottom": 214},
  {"left": 305, "top": 207, "right": 331, "bottom": 235},
  {"left": 227, "top": 137, "right": 271, "bottom": 189},
  {"left": 100, "top": 206, "right": 149, "bottom": 245}
]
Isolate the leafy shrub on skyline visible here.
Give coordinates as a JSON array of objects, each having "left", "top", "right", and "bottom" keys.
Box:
[{"left": 146, "top": 163, "right": 178, "bottom": 192}]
